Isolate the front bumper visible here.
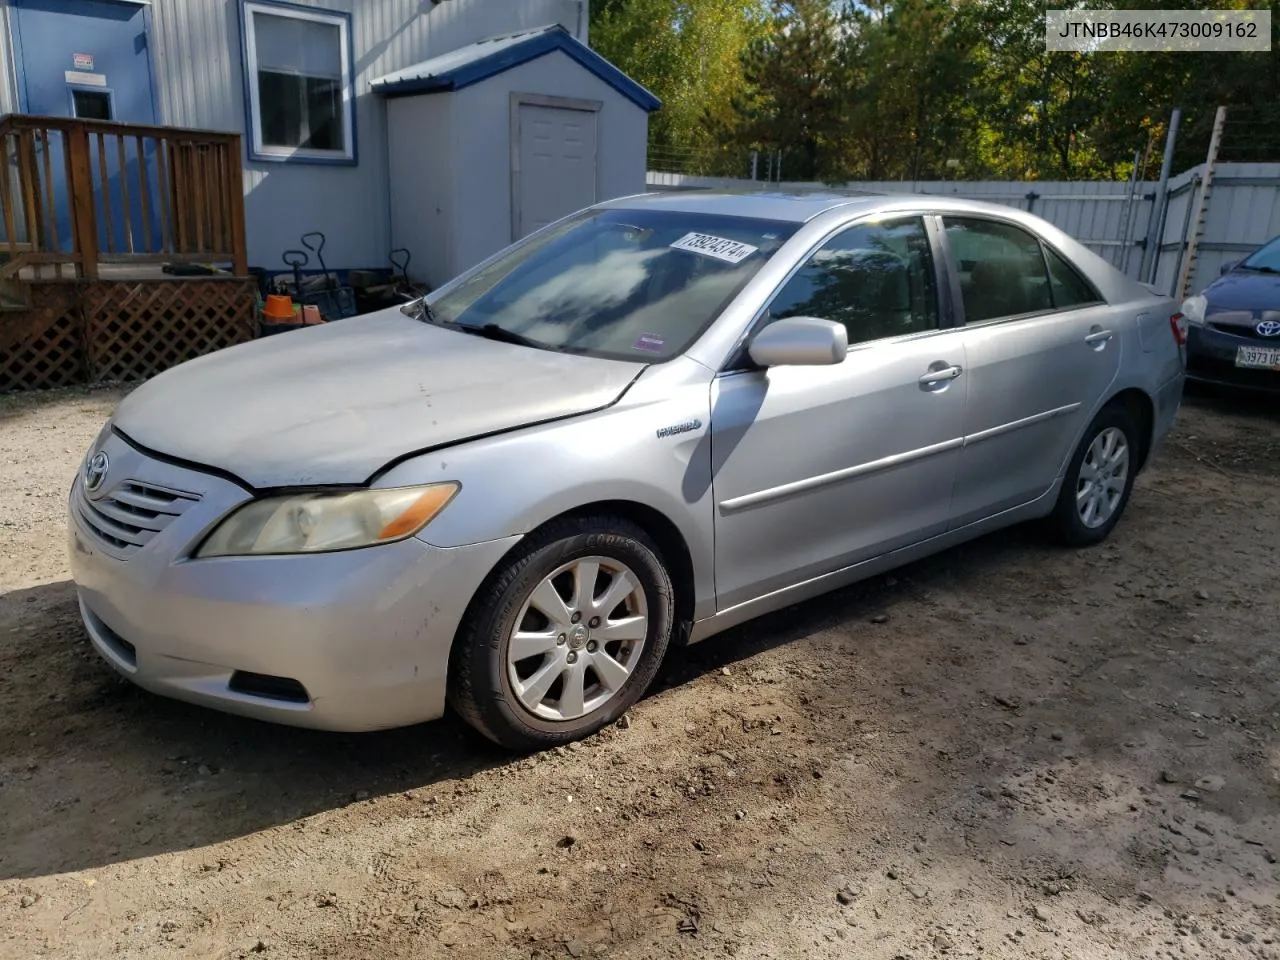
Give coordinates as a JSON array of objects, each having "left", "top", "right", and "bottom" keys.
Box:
[
  {"left": 1186, "top": 324, "right": 1280, "bottom": 395},
  {"left": 68, "top": 430, "right": 520, "bottom": 732}
]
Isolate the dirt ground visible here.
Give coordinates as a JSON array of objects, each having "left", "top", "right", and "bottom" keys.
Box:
[{"left": 1, "top": 383, "right": 1278, "bottom": 960}]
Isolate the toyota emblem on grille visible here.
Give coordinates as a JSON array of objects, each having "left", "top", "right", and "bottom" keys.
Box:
[
  {"left": 84, "top": 451, "right": 109, "bottom": 493},
  {"left": 1257, "top": 319, "right": 1280, "bottom": 338}
]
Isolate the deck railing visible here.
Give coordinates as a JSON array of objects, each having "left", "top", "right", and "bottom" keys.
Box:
[{"left": 0, "top": 114, "right": 248, "bottom": 281}]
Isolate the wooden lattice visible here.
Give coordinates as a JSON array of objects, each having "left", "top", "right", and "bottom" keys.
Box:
[
  {"left": 0, "top": 313, "right": 84, "bottom": 391},
  {"left": 85, "top": 279, "right": 256, "bottom": 383},
  {"left": 1, "top": 277, "right": 257, "bottom": 392},
  {"left": 0, "top": 284, "right": 84, "bottom": 392}
]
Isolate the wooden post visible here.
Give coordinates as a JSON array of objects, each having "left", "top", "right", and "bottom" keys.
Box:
[
  {"left": 226, "top": 134, "right": 249, "bottom": 277},
  {"left": 66, "top": 125, "right": 100, "bottom": 279},
  {"left": 0, "top": 133, "right": 18, "bottom": 262},
  {"left": 1176, "top": 105, "right": 1227, "bottom": 300}
]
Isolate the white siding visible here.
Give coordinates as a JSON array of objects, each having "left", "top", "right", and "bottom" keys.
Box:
[
  {"left": 145, "top": 0, "right": 587, "bottom": 270},
  {"left": 0, "top": 0, "right": 17, "bottom": 115},
  {"left": 446, "top": 51, "right": 647, "bottom": 283}
]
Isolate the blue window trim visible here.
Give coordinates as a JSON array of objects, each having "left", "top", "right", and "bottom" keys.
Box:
[{"left": 237, "top": 0, "right": 358, "bottom": 167}]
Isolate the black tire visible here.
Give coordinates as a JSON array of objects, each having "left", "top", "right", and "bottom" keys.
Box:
[
  {"left": 1048, "top": 402, "right": 1140, "bottom": 547},
  {"left": 448, "top": 515, "right": 675, "bottom": 752}
]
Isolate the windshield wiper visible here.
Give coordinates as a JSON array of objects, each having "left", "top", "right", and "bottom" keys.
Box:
[{"left": 453, "top": 322, "right": 544, "bottom": 349}]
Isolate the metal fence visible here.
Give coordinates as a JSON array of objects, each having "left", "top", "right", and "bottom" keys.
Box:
[
  {"left": 1148, "top": 162, "right": 1280, "bottom": 298},
  {"left": 645, "top": 163, "right": 1280, "bottom": 301}
]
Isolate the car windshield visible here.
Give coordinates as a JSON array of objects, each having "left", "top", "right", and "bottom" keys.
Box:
[
  {"left": 425, "top": 208, "right": 799, "bottom": 361},
  {"left": 1240, "top": 236, "right": 1280, "bottom": 272}
]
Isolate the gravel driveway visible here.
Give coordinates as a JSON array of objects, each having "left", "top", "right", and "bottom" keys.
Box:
[{"left": 1, "top": 384, "right": 1278, "bottom": 960}]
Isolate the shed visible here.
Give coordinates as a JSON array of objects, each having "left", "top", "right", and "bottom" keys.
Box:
[{"left": 371, "top": 24, "right": 661, "bottom": 289}]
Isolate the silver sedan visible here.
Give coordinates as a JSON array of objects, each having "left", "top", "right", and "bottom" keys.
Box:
[{"left": 68, "top": 192, "right": 1186, "bottom": 750}]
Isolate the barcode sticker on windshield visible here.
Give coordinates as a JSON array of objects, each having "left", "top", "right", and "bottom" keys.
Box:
[{"left": 669, "top": 232, "right": 759, "bottom": 264}]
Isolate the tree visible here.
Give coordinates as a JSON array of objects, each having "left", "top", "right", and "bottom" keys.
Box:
[
  {"left": 590, "top": 0, "right": 769, "bottom": 176},
  {"left": 732, "top": 0, "right": 847, "bottom": 181}
]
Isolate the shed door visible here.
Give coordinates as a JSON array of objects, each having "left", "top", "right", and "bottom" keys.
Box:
[{"left": 513, "top": 100, "right": 599, "bottom": 241}]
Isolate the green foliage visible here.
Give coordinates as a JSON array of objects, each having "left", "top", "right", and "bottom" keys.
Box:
[
  {"left": 591, "top": 0, "right": 1280, "bottom": 182},
  {"left": 590, "top": 0, "right": 769, "bottom": 176}
]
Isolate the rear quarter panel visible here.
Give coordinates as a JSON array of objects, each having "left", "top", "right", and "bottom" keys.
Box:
[{"left": 1057, "top": 292, "right": 1184, "bottom": 479}]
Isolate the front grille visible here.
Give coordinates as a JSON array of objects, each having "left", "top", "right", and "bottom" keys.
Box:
[
  {"left": 1207, "top": 311, "right": 1280, "bottom": 342},
  {"left": 1208, "top": 322, "right": 1280, "bottom": 343},
  {"left": 75, "top": 478, "right": 200, "bottom": 557}
]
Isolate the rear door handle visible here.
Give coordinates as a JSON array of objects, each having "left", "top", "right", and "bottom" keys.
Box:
[
  {"left": 919, "top": 364, "right": 963, "bottom": 385},
  {"left": 1084, "top": 329, "right": 1114, "bottom": 345}
]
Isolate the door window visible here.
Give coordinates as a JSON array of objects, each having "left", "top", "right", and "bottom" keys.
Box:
[
  {"left": 763, "top": 217, "right": 940, "bottom": 346},
  {"left": 1043, "top": 244, "right": 1101, "bottom": 309},
  {"left": 943, "top": 217, "right": 1054, "bottom": 323},
  {"left": 71, "top": 90, "right": 112, "bottom": 121}
]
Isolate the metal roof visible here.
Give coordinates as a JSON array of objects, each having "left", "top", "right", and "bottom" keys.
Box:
[{"left": 369, "top": 24, "right": 661, "bottom": 112}]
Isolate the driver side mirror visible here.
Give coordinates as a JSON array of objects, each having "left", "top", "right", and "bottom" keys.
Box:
[
  {"left": 748, "top": 316, "right": 848, "bottom": 367},
  {"left": 1219, "top": 259, "right": 1239, "bottom": 276}
]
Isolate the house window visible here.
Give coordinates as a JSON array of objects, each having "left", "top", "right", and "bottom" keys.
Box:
[{"left": 240, "top": 1, "right": 355, "bottom": 164}]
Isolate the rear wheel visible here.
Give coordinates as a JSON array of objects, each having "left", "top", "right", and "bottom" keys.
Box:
[
  {"left": 448, "top": 515, "right": 674, "bottom": 751},
  {"left": 1048, "top": 403, "right": 1139, "bottom": 546}
]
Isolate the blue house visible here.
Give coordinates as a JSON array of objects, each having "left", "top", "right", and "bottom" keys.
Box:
[{"left": 0, "top": 0, "right": 657, "bottom": 278}]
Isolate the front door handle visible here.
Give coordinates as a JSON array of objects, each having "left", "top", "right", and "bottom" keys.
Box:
[
  {"left": 919, "top": 364, "right": 963, "bottom": 386},
  {"left": 1084, "top": 328, "right": 1114, "bottom": 346}
]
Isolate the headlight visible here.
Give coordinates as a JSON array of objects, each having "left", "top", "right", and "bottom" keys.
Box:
[
  {"left": 1181, "top": 294, "right": 1207, "bottom": 325},
  {"left": 195, "top": 483, "right": 459, "bottom": 558}
]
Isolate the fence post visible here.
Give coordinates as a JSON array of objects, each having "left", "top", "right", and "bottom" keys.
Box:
[
  {"left": 1169, "top": 172, "right": 1201, "bottom": 298},
  {"left": 750, "top": 150, "right": 758, "bottom": 181},
  {"left": 226, "top": 134, "right": 249, "bottom": 277},
  {"left": 65, "top": 124, "right": 99, "bottom": 280},
  {"left": 1118, "top": 149, "right": 1141, "bottom": 274},
  {"left": 1143, "top": 107, "right": 1180, "bottom": 284},
  {"left": 1025, "top": 191, "right": 1039, "bottom": 214}
]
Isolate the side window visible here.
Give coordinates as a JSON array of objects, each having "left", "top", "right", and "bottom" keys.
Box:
[
  {"left": 764, "top": 217, "right": 939, "bottom": 347},
  {"left": 1044, "top": 244, "right": 1100, "bottom": 309},
  {"left": 944, "top": 217, "right": 1053, "bottom": 323}
]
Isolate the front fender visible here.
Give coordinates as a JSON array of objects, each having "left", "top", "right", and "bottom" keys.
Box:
[{"left": 375, "top": 361, "right": 718, "bottom": 618}]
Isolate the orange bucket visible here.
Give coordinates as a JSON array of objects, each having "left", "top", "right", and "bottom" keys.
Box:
[{"left": 263, "top": 294, "right": 295, "bottom": 321}]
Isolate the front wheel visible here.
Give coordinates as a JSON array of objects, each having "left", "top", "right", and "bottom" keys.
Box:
[
  {"left": 1048, "top": 403, "right": 1140, "bottom": 546},
  {"left": 448, "top": 516, "right": 675, "bottom": 751}
]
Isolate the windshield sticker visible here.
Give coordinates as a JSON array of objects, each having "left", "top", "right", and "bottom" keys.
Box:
[
  {"left": 669, "top": 232, "right": 759, "bottom": 264},
  {"left": 633, "top": 333, "right": 666, "bottom": 353}
]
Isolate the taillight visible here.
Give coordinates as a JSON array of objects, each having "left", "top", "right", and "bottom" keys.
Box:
[{"left": 1169, "top": 312, "right": 1188, "bottom": 346}]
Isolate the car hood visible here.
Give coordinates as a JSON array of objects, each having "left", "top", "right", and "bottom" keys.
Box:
[
  {"left": 1204, "top": 270, "right": 1280, "bottom": 313},
  {"left": 111, "top": 308, "right": 643, "bottom": 488}
]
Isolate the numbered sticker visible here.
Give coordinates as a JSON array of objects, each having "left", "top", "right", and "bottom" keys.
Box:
[{"left": 669, "top": 232, "right": 759, "bottom": 264}]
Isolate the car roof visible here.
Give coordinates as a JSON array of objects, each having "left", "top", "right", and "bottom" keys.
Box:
[
  {"left": 594, "top": 189, "right": 892, "bottom": 223},
  {"left": 595, "top": 188, "right": 1061, "bottom": 225}
]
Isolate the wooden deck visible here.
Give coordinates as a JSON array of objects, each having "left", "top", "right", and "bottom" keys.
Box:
[
  {"left": 13, "top": 262, "right": 243, "bottom": 281},
  {"left": 1, "top": 114, "right": 256, "bottom": 391}
]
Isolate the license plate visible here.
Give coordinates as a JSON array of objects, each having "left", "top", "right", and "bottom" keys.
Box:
[{"left": 1235, "top": 345, "right": 1280, "bottom": 370}]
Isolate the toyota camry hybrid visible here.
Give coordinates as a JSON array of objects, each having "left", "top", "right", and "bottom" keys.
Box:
[{"left": 68, "top": 191, "right": 1186, "bottom": 751}]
